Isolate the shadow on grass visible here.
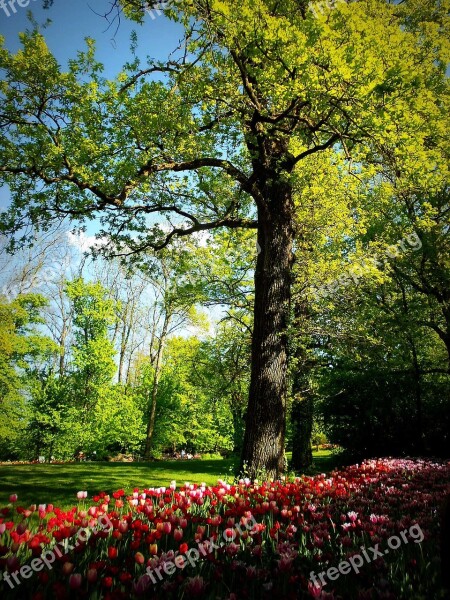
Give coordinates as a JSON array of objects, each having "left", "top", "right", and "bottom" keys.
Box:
[{"left": 292, "top": 449, "right": 347, "bottom": 477}]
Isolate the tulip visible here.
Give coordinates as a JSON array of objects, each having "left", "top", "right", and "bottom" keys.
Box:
[
  {"left": 133, "top": 574, "right": 151, "bottom": 595},
  {"left": 226, "top": 542, "right": 239, "bottom": 556},
  {"left": 69, "top": 573, "right": 82, "bottom": 589},
  {"left": 9, "top": 494, "right": 18, "bottom": 503},
  {"left": 87, "top": 568, "right": 98, "bottom": 584},
  {"left": 185, "top": 576, "right": 205, "bottom": 595},
  {"left": 149, "top": 543, "right": 158, "bottom": 555},
  {"left": 62, "top": 562, "right": 74, "bottom": 575},
  {"left": 118, "top": 520, "right": 128, "bottom": 533},
  {"left": 6, "top": 556, "right": 20, "bottom": 573}
]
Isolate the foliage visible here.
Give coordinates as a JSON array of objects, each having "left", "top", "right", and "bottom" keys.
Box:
[
  {"left": 142, "top": 336, "right": 236, "bottom": 455},
  {"left": 0, "top": 294, "right": 57, "bottom": 459}
]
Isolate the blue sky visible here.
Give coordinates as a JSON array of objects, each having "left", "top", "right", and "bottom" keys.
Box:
[
  {"left": 0, "top": 1, "right": 185, "bottom": 234},
  {"left": 0, "top": 0, "right": 183, "bottom": 73}
]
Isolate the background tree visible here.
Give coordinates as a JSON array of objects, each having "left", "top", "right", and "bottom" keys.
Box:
[{"left": 0, "top": 293, "right": 57, "bottom": 459}]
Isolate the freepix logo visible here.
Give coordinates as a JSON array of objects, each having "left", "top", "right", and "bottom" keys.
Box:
[{"left": 0, "top": 0, "right": 37, "bottom": 18}]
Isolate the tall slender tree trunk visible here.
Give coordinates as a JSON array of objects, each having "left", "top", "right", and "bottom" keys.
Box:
[
  {"left": 143, "top": 314, "right": 170, "bottom": 460},
  {"left": 231, "top": 391, "right": 244, "bottom": 453},
  {"left": 240, "top": 179, "right": 294, "bottom": 479},
  {"left": 409, "top": 337, "right": 424, "bottom": 453},
  {"left": 291, "top": 298, "right": 314, "bottom": 470},
  {"left": 291, "top": 395, "right": 314, "bottom": 470}
]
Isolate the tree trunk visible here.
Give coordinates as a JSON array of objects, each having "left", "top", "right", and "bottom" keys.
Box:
[
  {"left": 231, "top": 392, "right": 244, "bottom": 453},
  {"left": 240, "top": 180, "right": 294, "bottom": 479},
  {"left": 143, "top": 314, "right": 170, "bottom": 460},
  {"left": 291, "top": 298, "right": 314, "bottom": 470},
  {"left": 291, "top": 395, "right": 314, "bottom": 470},
  {"left": 409, "top": 336, "right": 425, "bottom": 453}
]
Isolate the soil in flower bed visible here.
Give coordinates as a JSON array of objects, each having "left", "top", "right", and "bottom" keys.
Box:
[{"left": 0, "top": 458, "right": 448, "bottom": 599}]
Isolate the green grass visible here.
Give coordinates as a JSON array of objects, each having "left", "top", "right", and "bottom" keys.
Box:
[{"left": 0, "top": 450, "right": 339, "bottom": 509}]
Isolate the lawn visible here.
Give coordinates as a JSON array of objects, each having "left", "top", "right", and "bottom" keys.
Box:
[{"left": 0, "top": 450, "right": 339, "bottom": 509}]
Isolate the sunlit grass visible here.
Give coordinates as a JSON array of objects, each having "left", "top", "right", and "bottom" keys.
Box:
[{"left": 0, "top": 450, "right": 337, "bottom": 509}]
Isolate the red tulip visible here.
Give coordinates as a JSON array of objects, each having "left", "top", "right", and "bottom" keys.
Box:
[
  {"left": 118, "top": 520, "right": 128, "bottom": 533},
  {"left": 69, "top": 573, "right": 82, "bottom": 589}
]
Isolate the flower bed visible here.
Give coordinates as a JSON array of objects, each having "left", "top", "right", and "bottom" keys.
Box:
[{"left": 0, "top": 458, "right": 448, "bottom": 599}]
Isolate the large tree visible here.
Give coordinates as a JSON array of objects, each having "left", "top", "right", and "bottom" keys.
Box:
[{"left": 0, "top": 0, "right": 448, "bottom": 476}]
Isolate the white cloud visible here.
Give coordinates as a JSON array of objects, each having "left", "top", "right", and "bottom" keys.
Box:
[{"left": 67, "top": 231, "right": 108, "bottom": 252}]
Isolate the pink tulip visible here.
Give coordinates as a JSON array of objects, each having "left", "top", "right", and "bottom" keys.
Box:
[
  {"left": 162, "top": 522, "right": 171, "bottom": 535},
  {"left": 9, "top": 494, "right": 18, "bottom": 503}
]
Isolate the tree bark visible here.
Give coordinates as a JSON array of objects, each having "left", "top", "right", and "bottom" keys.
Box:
[
  {"left": 290, "top": 298, "right": 314, "bottom": 470},
  {"left": 291, "top": 395, "right": 314, "bottom": 470},
  {"left": 240, "top": 179, "right": 294, "bottom": 479}
]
